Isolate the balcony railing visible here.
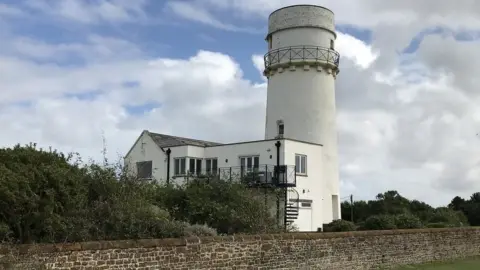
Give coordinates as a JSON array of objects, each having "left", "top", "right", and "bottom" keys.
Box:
[
  {"left": 264, "top": 45, "right": 340, "bottom": 71},
  {"left": 183, "top": 164, "right": 296, "bottom": 188}
]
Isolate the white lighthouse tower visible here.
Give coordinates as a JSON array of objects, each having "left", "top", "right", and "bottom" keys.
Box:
[{"left": 263, "top": 5, "right": 341, "bottom": 221}]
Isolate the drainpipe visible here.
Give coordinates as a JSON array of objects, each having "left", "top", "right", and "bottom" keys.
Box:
[
  {"left": 274, "top": 141, "right": 281, "bottom": 182},
  {"left": 275, "top": 140, "right": 286, "bottom": 229},
  {"left": 166, "top": 148, "right": 171, "bottom": 184}
]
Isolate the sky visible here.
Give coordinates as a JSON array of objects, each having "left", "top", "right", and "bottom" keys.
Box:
[{"left": 1, "top": 0, "right": 480, "bottom": 207}]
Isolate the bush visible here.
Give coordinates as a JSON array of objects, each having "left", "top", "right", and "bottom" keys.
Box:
[
  {"left": 426, "top": 222, "right": 454, "bottom": 228},
  {"left": 286, "top": 223, "right": 299, "bottom": 232},
  {"left": 324, "top": 219, "right": 356, "bottom": 232},
  {"left": 363, "top": 215, "right": 396, "bottom": 230},
  {"left": 161, "top": 179, "right": 279, "bottom": 235},
  {"left": 394, "top": 213, "right": 423, "bottom": 229},
  {"left": 184, "top": 224, "right": 218, "bottom": 237},
  {"left": 0, "top": 144, "right": 284, "bottom": 244},
  {"left": 0, "top": 222, "right": 11, "bottom": 241},
  {"left": 429, "top": 207, "right": 468, "bottom": 227}
]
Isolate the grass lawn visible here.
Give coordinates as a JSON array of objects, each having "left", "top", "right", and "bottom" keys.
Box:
[{"left": 395, "top": 258, "right": 480, "bottom": 269}]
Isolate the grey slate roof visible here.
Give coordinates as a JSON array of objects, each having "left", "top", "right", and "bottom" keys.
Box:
[{"left": 147, "top": 131, "right": 222, "bottom": 148}]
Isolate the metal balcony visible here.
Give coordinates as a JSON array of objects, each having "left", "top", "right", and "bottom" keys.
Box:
[
  {"left": 184, "top": 164, "right": 296, "bottom": 188},
  {"left": 264, "top": 45, "right": 340, "bottom": 73}
]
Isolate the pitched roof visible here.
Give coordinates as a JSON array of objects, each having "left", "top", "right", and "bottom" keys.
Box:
[{"left": 147, "top": 131, "right": 222, "bottom": 148}]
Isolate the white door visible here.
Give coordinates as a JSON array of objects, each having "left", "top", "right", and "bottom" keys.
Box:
[{"left": 296, "top": 207, "right": 313, "bottom": 232}]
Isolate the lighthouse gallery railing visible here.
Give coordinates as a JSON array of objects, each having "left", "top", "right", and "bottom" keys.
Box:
[{"left": 264, "top": 45, "right": 340, "bottom": 69}]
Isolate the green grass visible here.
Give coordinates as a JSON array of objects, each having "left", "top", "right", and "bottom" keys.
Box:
[{"left": 395, "top": 258, "right": 480, "bottom": 269}]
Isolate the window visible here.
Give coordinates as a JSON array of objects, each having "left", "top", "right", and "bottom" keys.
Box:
[
  {"left": 188, "top": 158, "right": 202, "bottom": 175},
  {"left": 301, "top": 202, "right": 312, "bottom": 208},
  {"left": 240, "top": 156, "right": 259, "bottom": 172},
  {"left": 196, "top": 159, "right": 202, "bottom": 175},
  {"left": 174, "top": 158, "right": 186, "bottom": 176},
  {"left": 205, "top": 158, "right": 218, "bottom": 175},
  {"left": 136, "top": 161, "right": 152, "bottom": 179},
  {"left": 268, "top": 36, "right": 272, "bottom": 49},
  {"left": 330, "top": 39, "right": 334, "bottom": 50},
  {"left": 278, "top": 123, "right": 284, "bottom": 136},
  {"left": 277, "top": 120, "right": 284, "bottom": 138},
  {"left": 295, "top": 154, "right": 307, "bottom": 175}
]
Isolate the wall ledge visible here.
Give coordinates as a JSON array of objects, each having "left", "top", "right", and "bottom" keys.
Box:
[{"left": 1, "top": 227, "right": 478, "bottom": 255}]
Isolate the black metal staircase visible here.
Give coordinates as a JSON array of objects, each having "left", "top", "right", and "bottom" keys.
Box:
[{"left": 285, "top": 188, "right": 299, "bottom": 226}]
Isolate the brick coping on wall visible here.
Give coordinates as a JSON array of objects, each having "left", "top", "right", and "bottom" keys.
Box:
[{"left": 1, "top": 227, "right": 478, "bottom": 255}]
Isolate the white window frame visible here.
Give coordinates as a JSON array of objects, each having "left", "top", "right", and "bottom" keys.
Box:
[
  {"left": 205, "top": 158, "right": 218, "bottom": 174},
  {"left": 174, "top": 157, "right": 186, "bottom": 176},
  {"left": 240, "top": 156, "right": 260, "bottom": 172},
  {"left": 295, "top": 154, "right": 307, "bottom": 175},
  {"left": 188, "top": 157, "right": 202, "bottom": 175}
]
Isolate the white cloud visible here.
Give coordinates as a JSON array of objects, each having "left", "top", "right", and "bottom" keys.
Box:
[
  {"left": 0, "top": 3, "right": 24, "bottom": 16},
  {"left": 164, "top": 1, "right": 262, "bottom": 33},
  {"left": 0, "top": 34, "right": 267, "bottom": 164},
  {"left": 24, "top": 0, "right": 149, "bottom": 24},
  {"left": 336, "top": 33, "right": 378, "bottom": 69},
  {"left": 3, "top": 0, "right": 480, "bottom": 208}
]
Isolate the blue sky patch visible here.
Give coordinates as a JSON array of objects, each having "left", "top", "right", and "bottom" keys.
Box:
[
  {"left": 125, "top": 102, "right": 162, "bottom": 115},
  {"left": 64, "top": 90, "right": 102, "bottom": 101}
]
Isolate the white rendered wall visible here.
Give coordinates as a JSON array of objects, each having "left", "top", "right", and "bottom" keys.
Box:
[
  {"left": 270, "top": 28, "right": 334, "bottom": 50},
  {"left": 283, "top": 140, "right": 325, "bottom": 230},
  {"left": 205, "top": 140, "right": 284, "bottom": 168},
  {"left": 124, "top": 131, "right": 167, "bottom": 182},
  {"left": 264, "top": 5, "right": 341, "bottom": 222}
]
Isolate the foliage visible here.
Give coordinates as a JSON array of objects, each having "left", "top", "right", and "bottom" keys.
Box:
[
  {"left": 184, "top": 224, "right": 218, "bottom": 237},
  {"left": 341, "top": 189, "right": 480, "bottom": 230},
  {"left": 428, "top": 207, "right": 468, "bottom": 227},
  {"left": 323, "top": 219, "right": 356, "bottom": 232},
  {"left": 158, "top": 179, "right": 280, "bottom": 235},
  {"left": 426, "top": 222, "right": 454, "bottom": 228},
  {"left": 363, "top": 215, "right": 397, "bottom": 230},
  {"left": 394, "top": 213, "right": 423, "bottom": 229},
  {"left": 0, "top": 144, "right": 281, "bottom": 244}
]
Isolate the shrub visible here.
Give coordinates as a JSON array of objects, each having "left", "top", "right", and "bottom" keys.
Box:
[
  {"left": 324, "top": 219, "right": 356, "bottom": 232},
  {"left": 363, "top": 215, "right": 396, "bottom": 230},
  {"left": 184, "top": 224, "right": 218, "bottom": 237},
  {"left": 426, "top": 222, "right": 454, "bottom": 228},
  {"left": 429, "top": 207, "right": 468, "bottom": 227},
  {"left": 286, "top": 223, "right": 299, "bottom": 232},
  {"left": 0, "top": 222, "right": 11, "bottom": 242},
  {"left": 394, "top": 213, "right": 423, "bottom": 229},
  {"left": 162, "top": 179, "right": 279, "bottom": 235}
]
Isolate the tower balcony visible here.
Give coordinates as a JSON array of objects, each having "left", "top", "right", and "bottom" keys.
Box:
[
  {"left": 264, "top": 45, "right": 340, "bottom": 75},
  {"left": 183, "top": 164, "right": 297, "bottom": 188}
]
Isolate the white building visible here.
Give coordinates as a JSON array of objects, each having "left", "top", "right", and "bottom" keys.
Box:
[{"left": 124, "top": 4, "right": 341, "bottom": 232}]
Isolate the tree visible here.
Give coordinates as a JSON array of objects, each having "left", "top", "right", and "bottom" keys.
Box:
[
  {"left": 363, "top": 215, "right": 397, "bottom": 230},
  {"left": 448, "top": 196, "right": 466, "bottom": 211},
  {"left": 394, "top": 213, "right": 423, "bottom": 229},
  {"left": 0, "top": 144, "right": 280, "bottom": 244},
  {"left": 428, "top": 207, "right": 467, "bottom": 227}
]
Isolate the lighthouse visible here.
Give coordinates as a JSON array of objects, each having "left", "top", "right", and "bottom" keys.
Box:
[
  {"left": 263, "top": 5, "right": 341, "bottom": 221},
  {"left": 125, "top": 4, "right": 342, "bottom": 231}
]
